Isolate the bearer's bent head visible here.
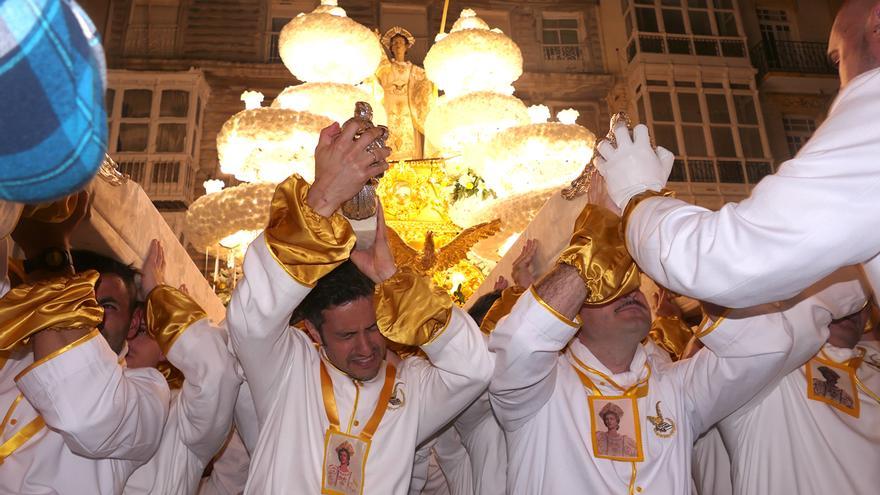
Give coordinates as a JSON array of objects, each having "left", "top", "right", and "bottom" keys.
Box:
[
  {"left": 72, "top": 250, "right": 139, "bottom": 355},
  {"left": 829, "top": 0, "right": 880, "bottom": 87},
  {"left": 577, "top": 289, "right": 652, "bottom": 343},
  {"left": 298, "top": 261, "right": 386, "bottom": 381},
  {"left": 827, "top": 302, "right": 871, "bottom": 349}
]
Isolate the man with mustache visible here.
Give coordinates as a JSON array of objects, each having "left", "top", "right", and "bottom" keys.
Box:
[{"left": 489, "top": 203, "right": 866, "bottom": 494}]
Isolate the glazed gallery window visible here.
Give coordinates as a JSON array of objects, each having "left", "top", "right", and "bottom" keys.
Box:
[
  {"left": 625, "top": 0, "right": 741, "bottom": 37},
  {"left": 638, "top": 86, "right": 767, "bottom": 184},
  {"left": 115, "top": 89, "right": 191, "bottom": 153}
]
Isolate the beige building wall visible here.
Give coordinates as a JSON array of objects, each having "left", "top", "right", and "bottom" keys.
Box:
[{"left": 100, "top": 0, "right": 840, "bottom": 249}]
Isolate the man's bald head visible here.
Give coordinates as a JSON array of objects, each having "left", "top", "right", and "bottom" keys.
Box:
[{"left": 829, "top": 0, "right": 880, "bottom": 86}]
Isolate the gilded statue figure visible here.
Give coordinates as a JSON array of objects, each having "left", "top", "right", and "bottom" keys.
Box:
[{"left": 376, "top": 27, "right": 435, "bottom": 161}]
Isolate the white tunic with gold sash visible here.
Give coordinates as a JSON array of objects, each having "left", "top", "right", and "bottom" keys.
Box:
[
  {"left": 626, "top": 68, "right": 880, "bottom": 308},
  {"left": 227, "top": 234, "right": 492, "bottom": 494},
  {"left": 489, "top": 283, "right": 863, "bottom": 495},
  {"left": 124, "top": 319, "right": 241, "bottom": 495},
  {"left": 719, "top": 339, "right": 880, "bottom": 495},
  {"left": 0, "top": 333, "right": 169, "bottom": 494}
]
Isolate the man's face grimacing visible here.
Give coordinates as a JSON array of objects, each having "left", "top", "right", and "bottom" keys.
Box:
[
  {"left": 578, "top": 290, "right": 652, "bottom": 341},
  {"left": 96, "top": 273, "right": 137, "bottom": 355},
  {"left": 306, "top": 295, "right": 387, "bottom": 381}
]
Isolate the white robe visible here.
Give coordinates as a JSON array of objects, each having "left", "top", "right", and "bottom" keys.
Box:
[
  {"left": 0, "top": 333, "right": 169, "bottom": 494},
  {"left": 626, "top": 68, "right": 880, "bottom": 308},
  {"left": 453, "top": 390, "right": 506, "bottom": 495},
  {"left": 410, "top": 427, "right": 472, "bottom": 495},
  {"left": 719, "top": 338, "right": 880, "bottom": 495},
  {"left": 198, "top": 429, "right": 250, "bottom": 495},
  {"left": 488, "top": 283, "right": 862, "bottom": 494},
  {"left": 227, "top": 234, "right": 492, "bottom": 494},
  {"left": 124, "top": 320, "right": 240, "bottom": 495}
]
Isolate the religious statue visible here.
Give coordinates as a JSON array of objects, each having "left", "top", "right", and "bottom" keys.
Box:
[{"left": 376, "top": 27, "right": 435, "bottom": 161}]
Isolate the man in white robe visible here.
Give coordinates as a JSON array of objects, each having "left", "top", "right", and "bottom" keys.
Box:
[
  {"left": 489, "top": 203, "right": 867, "bottom": 494},
  {"left": 227, "top": 121, "right": 492, "bottom": 493},
  {"left": 123, "top": 241, "right": 240, "bottom": 495},
  {"left": 719, "top": 298, "right": 880, "bottom": 494},
  {"left": 595, "top": 0, "right": 880, "bottom": 308},
  {"left": 0, "top": 197, "right": 169, "bottom": 494}
]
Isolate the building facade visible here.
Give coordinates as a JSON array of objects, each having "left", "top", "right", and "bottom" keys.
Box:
[{"left": 84, "top": 0, "right": 839, "bottom": 245}]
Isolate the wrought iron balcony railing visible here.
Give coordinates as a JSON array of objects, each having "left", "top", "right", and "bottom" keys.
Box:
[{"left": 749, "top": 40, "right": 836, "bottom": 79}]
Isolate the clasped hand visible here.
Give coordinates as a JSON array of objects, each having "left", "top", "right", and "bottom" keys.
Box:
[
  {"left": 306, "top": 120, "right": 392, "bottom": 217},
  {"left": 595, "top": 123, "right": 674, "bottom": 210}
]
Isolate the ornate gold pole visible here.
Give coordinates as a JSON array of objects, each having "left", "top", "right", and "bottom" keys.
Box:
[{"left": 440, "top": 0, "right": 451, "bottom": 35}]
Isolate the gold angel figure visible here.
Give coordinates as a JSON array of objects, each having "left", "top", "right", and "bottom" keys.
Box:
[{"left": 386, "top": 219, "right": 502, "bottom": 275}]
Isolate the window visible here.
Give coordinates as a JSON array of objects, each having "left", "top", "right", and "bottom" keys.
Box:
[
  {"left": 542, "top": 16, "right": 583, "bottom": 62},
  {"left": 639, "top": 78, "right": 768, "bottom": 186},
  {"left": 782, "top": 116, "right": 817, "bottom": 156},
  {"left": 126, "top": 0, "right": 179, "bottom": 57},
  {"left": 267, "top": 1, "right": 317, "bottom": 62},
  {"left": 757, "top": 9, "right": 791, "bottom": 43},
  {"left": 624, "top": 0, "right": 743, "bottom": 60},
  {"left": 268, "top": 17, "right": 291, "bottom": 63}
]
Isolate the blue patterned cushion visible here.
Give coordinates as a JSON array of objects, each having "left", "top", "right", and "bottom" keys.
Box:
[{"left": 0, "top": 0, "right": 107, "bottom": 203}]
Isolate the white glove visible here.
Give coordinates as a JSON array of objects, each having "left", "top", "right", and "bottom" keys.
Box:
[{"left": 595, "top": 124, "right": 674, "bottom": 210}]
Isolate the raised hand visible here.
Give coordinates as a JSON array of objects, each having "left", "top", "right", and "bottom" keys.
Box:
[
  {"left": 140, "top": 239, "right": 166, "bottom": 299},
  {"left": 306, "top": 120, "right": 392, "bottom": 217},
  {"left": 512, "top": 239, "right": 538, "bottom": 288},
  {"left": 594, "top": 123, "right": 674, "bottom": 211},
  {"left": 350, "top": 200, "right": 397, "bottom": 283}
]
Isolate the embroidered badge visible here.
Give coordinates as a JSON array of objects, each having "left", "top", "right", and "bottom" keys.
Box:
[
  {"left": 863, "top": 351, "right": 880, "bottom": 373},
  {"left": 647, "top": 401, "right": 676, "bottom": 438},
  {"left": 388, "top": 382, "right": 405, "bottom": 409},
  {"left": 806, "top": 356, "right": 860, "bottom": 417}
]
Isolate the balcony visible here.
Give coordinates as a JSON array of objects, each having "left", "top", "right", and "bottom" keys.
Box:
[
  {"left": 114, "top": 155, "right": 196, "bottom": 208},
  {"left": 750, "top": 40, "right": 836, "bottom": 79},
  {"left": 626, "top": 33, "right": 747, "bottom": 62},
  {"left": 124, "top": 26, "right": 178, "bottom": 58}
]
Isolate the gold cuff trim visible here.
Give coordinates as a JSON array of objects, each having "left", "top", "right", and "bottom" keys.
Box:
[
  {"left": 14, "top": 328, "right": 100, "bottom": 382},
  {"left": 529, "top": 286, "right": 581, "bottom": 328},
  {"left": 0, "top": 271, "right": 103, "bottom": 351},
  {"left": 622, "top": 189, "right": 675, "bottom": 236},
  {"left": 480, "top": 285, "right": 526, "bottom": 334},
  {"left": 375, "top": 268, "right": 453, "bottom": 347},
  {"left": 420, "top": 308, "right": 453, "bottom": 347},
  {"left": 695, "top": 310, "right": 730, "bottom": 339},
  {"left": 264, "top": 175, "right": 356, "bottom": 287},
  {"left": 557, "top": 204, "right": 641, "bottom": 306},
  {"left": 648, "top": 316, "right": 693, "bottom": 360},
  {"left": 145, "top": 285, "right": 208, "bottom": 355}
]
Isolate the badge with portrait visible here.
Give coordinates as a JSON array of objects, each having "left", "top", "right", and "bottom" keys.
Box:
[
  {"left": 321, "top": 430, "right": 371, "bottom": 495},
  {"left": 806, "top": 357, "right": 860, "bottom": 418},
  {"left": 588, "top": 395, "right": 644, "bottom": 462}
]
